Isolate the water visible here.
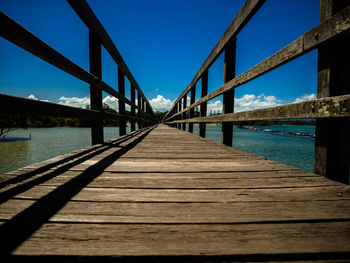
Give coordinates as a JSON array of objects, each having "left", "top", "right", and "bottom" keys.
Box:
[
  {"left": 0, "top": 125, "right": 315, "bottom": 175},
  {"left": 189, "top": 125, "right": 315, "bottom": 173},
  {"left": 0, "top": 126, "right": 130, "bottom": 174}
]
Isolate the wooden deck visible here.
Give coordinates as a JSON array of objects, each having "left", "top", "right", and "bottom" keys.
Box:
[{"left": 0, "top": 124, "right": 350, "bottom": 261}]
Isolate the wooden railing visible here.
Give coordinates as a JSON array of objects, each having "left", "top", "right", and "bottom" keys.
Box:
[
  {"left": 0, "top": 0, "right": 156, "bottom": 145},
  {"left": 164, "top": 0, "right": 350, "bottom": 184}
]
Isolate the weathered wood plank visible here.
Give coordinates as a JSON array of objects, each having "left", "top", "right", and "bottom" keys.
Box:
[
  {"left": 7, "top": 222, "right": 350, "bottom": 256},
  {"left": 168, "top": 94, "right": 350, "bottom": 123},
  {"left": 7, "top": 185, "right": 350, "bottom": 202},
  {"left": 1, "top": 199, "right": 350, "bottom": 223}
]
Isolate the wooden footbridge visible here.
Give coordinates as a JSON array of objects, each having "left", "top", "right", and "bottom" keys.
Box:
[{"left": 1, "top": 0, "right": 350, "bottom": 261}]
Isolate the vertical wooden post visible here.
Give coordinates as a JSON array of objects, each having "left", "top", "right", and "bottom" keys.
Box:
[
  {"left": 189, "top": 84, "right": 196, "bottom": 133},
  {"left": 199, "top": 71, "right": 208, "bottom": 138},
  {"left": 182, "top": 94, "right": 187, "bottom": 131},
  {"left": 130, "top": 85, "right": 136, "bottom": 132},
  {"left": 141, "top": 98, "right": 146, "bottom": 128},
  {"left": 178, "top": 101, "right": 182, "bottom": 129},
  {"left": 137, "top": 93, "right": 142, "bottom": 129},
  {"left": 118, "top": 69, "right": 126, "bottom": 136},
  {"left": 89, "top": 30, "right": 103, "bottom": 145},
  {"left": 221, "top": 39, "right": 236, "bottom": 146},
  {"left": 314, "top": 0, "right": 350, "bottom": 184}
]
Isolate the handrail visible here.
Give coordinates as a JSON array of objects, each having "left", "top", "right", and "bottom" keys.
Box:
[
  {"left": 0, "top": 0, "right": 156, "bottom": 145},
  {"left": 67, "top": 0, "right": 155, "bottom": 117},
  {"left": 165, "top": 5, "right": 350, "bottom": 121},
  {"left": 164, "top": 0, "right": 350, "bottom": 184},
  {"left": 164, "top": 0, "right": 266, "bottom": 119}
]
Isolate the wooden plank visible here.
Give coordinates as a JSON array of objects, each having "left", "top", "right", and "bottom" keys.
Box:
[
  {"left": 66, "top": 0, "right": 155, "bottom": 117},
  {"left": 167, "top": 94, "right": 350, "bottom": 123},
  {"left": 314, "top": 0, "right": 350, "bottom": 184},
  {"left": 33, "top": 176, "right": 342, "bottom": 189},
  {"left": 8, "top": 185, "right": 350, "bottom": 202},
  {"left": 199, "top": 71, "right": 208, "bottom": 137},
  {"left": 221, "top": 39, "right": 236, "bottom": 146},
  {"left": 118, "top": 69, "right": 126, "bottom": 136},
  {"left": 166, "top": 6, "right": 350, "bottom": 121},
  {"left": 5, "top": 222, "right": 350, "bottom": 256},
  {"left": 89, "top": 30, "right": 103, "bottom": 145},
  {"left": 0, "top": 11, "right": 140, "bottom": 112},
  {"left": 1, "top": 199, "right": 350, "bottom": 223},
  {"left": 165, "top": 0, "right": 265, "bottom": 118}
]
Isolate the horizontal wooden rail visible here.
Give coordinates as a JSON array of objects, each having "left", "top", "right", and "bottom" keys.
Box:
[
  {"left": 167, "top": 95, "right": 350, "bottom": 124},
  {"left": 0, "top": 11, "right": 154, "bottom": 119},
  {"left": 67, "top": 0, "right": 155, "bottom": 117},
  {"left": 164, "top": 0, "right": 265, "bottom": 118},
  {"left": 0, "top": 93, "right": 143, "bottom": 122},
  {"left": 166, "top": 5, "right": 350, "bottom": 121}
]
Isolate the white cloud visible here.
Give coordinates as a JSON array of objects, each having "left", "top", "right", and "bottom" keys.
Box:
[
  {"left": 234, "top": 94, "right": 281, "bottom": 112},
  {"left": 293, "top": 94, "right": 316, "bottom": 103},
  {"left": 103, "top": 95, "right": 118, "bottom": 110},
  {"left": 149, "top": 95, "right": 173, "bottom": 112},
  {"left": 59, "top": 96, "right": 90, "bottom": 108},
  {"left": 28, "top": 94, "right": 38, "bottom": 100},
  {"left": 207, "top": 100, "right": 222, "bottom": 115},
  {"left": 27, "top": 94, "right": 49, "bottom": 102}
]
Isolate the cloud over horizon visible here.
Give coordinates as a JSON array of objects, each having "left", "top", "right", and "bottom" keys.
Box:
[{"left": 26, "top": 93, "right": 317, "bottom": 114}]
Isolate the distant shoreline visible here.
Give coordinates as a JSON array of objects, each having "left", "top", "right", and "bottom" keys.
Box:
[{"left": 239, "top": 126, "right": 315, "bottom": 138}]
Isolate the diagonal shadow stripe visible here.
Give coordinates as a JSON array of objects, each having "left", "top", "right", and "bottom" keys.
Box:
[
  {"left": 0, "top": 128, "right": 147, "bottom": 204},
  {"left": 0, "top": 128, "right": 144, "bottom": 189},
  {"left": 0, "top": 126, "right": 154, "bottom": 255}
]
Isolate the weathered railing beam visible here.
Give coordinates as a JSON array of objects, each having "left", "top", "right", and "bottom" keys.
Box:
[
  {"left": 164, "top": 0, "right": 265, "bottom": 119},
  {"left": 221, "top": 39, "right": 236, "bottom": 146},
  {"left": 67, "top": 0, "right": 155, "bottom": 117},
  {"left": 167, "top": 95, "right": 350, "bottom": 124},
  {"left": 199, "top": 71, "right": 208, "bottom": 138},
  {"left": 166, "top": 5, "right": 350, "bottom": 121},
  {"left": 89, "top": 30, "right": 103, "bottom": 145},
  {"left": 314, "top": 0, "right": 350, "bottom": 184}
]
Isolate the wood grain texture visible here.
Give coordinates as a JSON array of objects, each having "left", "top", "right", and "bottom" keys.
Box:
[
  {"left": 166, "top": 6, "right": 350, "bottom": 121},
  {"left": 165, "top": 0, "right": 265, "bottom": 118},
  {"left": 0, "top": 124, "right": 349, "bottom": 260},
  {"left": 168, "top": 94, "right": 350, "bottom": 123}
]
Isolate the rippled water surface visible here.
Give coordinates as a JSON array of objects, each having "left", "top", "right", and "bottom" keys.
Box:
[
  {"left": 0, "top": 125, "right": 315, "bottom": 174},
  {"left": 0, "top": 127, "right": 129, "bottom": 174}
]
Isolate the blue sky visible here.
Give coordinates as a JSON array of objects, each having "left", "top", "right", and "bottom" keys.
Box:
[{"left": 0, "top": 0, "right": 319, "bottom": 112}]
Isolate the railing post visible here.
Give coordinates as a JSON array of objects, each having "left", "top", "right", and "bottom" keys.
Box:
[
  {"left": 130, "top": 84, "right": 136, "bottom": 132},
  {"left": 141, "top": 98, "right": 146, "bottom": 127},
  {"left": 221, "top": 39, "right": 236, "bottom": 146},
  {"left": 199, "top": 71, "right": 208, "bottom": 138},
  {"left": 118, "top": 69, "right": 126, "bottom": 136},
  {"left": 314, "top": 0, "right": 350, "bottom": 184},
  {"left": 182, "top": 95, "right": 187, "bottom": 131},
  {"left": 177, "top": 102, "right": 182, "bottom": 129},
  {"left": 89, "top": 30, "right": 103, "bottom": 145},
  {"left": 189, "top": 84, "right": 196, "bottom": 133},
  {"left": 137, "top": 93, "right": 142, "bottom": 129}
]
